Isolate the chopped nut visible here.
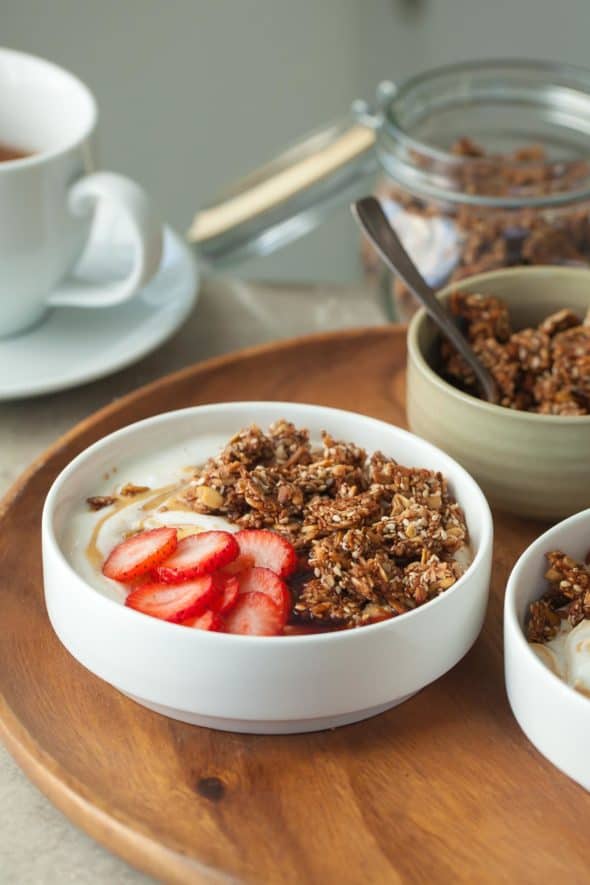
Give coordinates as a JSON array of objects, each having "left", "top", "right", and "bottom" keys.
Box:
[
  {"left": 539, "top": 309, "right": 581, "bottom": 338},
  {"left": 195, "top": 485, "right": 224, "bottom": 509},
  {"left": 87, "top": 495, "right": 116, "bottom": 511},
  {"left": 119, "top": 483, "right": 150, "bottom": 497},
  {"left": 527, "top": 599, "right": 562, "bottom": 642}
]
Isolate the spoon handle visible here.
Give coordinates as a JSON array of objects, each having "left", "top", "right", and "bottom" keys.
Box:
[{"left": 352, "top": 196, "right": 499, "bottom": 404}]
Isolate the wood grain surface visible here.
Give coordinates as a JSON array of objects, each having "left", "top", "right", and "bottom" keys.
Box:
[{"left": 1, "top": 326, "right": 589, "bottom": 884}]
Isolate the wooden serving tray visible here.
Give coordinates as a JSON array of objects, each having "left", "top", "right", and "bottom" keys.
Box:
[{"left": 1, "top": 327, "right": 590, "bottom": 884}]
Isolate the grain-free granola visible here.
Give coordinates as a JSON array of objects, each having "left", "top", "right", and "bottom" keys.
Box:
[
  {"left": 527, "top": 549, "right": 590, "bottom": 697},
  {"left": 439, "top": 292, "right": 590, "bottom": 415},
  {"left": 179, "top": 420, "right": 470, "bottom": 628},
  {"left": 527, "top": 550, "right": 590, "bottom": 643},
  {"left": 362, "top": 137, "right": 590, "bottom": 320}
]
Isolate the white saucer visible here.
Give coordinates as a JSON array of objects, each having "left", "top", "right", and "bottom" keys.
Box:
[{"left": 0, "top": 211, "right": 198, "bottom": 400}]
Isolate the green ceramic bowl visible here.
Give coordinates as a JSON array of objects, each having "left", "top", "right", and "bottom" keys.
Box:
[{"left": 407, "top": 266, "right": 590, "bottom": 521}]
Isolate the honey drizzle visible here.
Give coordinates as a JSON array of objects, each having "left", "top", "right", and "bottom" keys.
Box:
[
  {"left": 85, "top": 482, "right": 182, "bottom": 570},
  {"left": 155, "top": 495, "right": 200, "bottom": 514}
]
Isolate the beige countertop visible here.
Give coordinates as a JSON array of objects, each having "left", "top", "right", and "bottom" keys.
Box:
[{"left": 0, "top": 275, "right": 384, "bottom": 883}]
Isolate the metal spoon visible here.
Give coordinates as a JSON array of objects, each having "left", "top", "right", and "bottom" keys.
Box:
[{"left": 352, "top": 196, "right": 499, "bottom": 404}]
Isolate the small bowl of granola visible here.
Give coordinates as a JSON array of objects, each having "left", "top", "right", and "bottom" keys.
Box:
[
  {"left": 42, "top": 402, "right": 493, "bottom": 734},
  {"left": 407, "top": 266, "right": 590, "bottom": 520},
  {"left": 505, "top": 507, "right": 590, "bottom": 790}
]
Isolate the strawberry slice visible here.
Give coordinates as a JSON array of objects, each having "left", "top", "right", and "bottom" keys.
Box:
[
  {"left": 237, "top": 567, "right": 291, "bottom": 621},
  {"left": 182, "top": 609, "right": 224, "bottom": 631},
  {"left": 154, "top": 531, "right": 239, "bottom": 582},
  {"left": 234, "top": 529, "right": 297, "bottom": 578},
  {"left": 220, "top": 554, "right": 255, "bottom": 576},
  {"left": 125, "top": 575, "right": 219, "bottom": 622},
  {"left": 211, "top": 575, "right": 240, "bottom": 615},
  {"left": 224, "top": 591, "right": 285, "bottom": 636},
  {"left": 102, "top": 527, "right": 177, "bottom": 582}
]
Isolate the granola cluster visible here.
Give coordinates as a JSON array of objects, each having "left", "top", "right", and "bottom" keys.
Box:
[
  {"left": 527, "top": 550, "right": 590, "bottom": 643},
  {"left": 439, "top": 291, "right": 590, "bottom": 415},
  {"left": 362, "top": 137, "right": 590, "bottom": 320},
  {"left": 179, "top": 421, "right": 469, "bottom": 628}
]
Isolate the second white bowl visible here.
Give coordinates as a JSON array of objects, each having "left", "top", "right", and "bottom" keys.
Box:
[{"left": 505, "top": 508, "right": 590, "bottom": 790}]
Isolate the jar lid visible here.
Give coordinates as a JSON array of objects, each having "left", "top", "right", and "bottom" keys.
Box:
[{"left": 187, "top": 110, "right": 381, "bottom": 267}]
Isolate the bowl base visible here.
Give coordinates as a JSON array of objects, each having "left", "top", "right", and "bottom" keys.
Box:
[{"left": 121, "top": 692, "right": 417, "bottom": 734}]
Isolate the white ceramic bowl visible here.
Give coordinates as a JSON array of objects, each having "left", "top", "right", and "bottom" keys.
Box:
[
  {"left": 42, "top": 402, "right": 493, "bottom": 734},
  {"left": 505, "top": 508, "right": 590, "bottom": 790}
]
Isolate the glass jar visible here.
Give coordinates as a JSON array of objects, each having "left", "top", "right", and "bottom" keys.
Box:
[{"left": 189, "top": 60, "right": 590, "bottom": 321}]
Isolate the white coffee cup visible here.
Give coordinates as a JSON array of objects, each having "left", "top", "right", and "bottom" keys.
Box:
[{"left": 0, "top": 48, "right": 163, "bottom": 338}]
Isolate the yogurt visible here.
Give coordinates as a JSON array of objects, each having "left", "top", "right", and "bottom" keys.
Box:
[
  {"left": 62, "top": 433, "right": 237, "bottom": 602},
  {"left": 531, "top": 619, "right": 590, "bottom": 697}
]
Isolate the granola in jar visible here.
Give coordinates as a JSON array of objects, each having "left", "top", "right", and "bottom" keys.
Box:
[
  {"left": 187, "top": 61, "right": 590, "bottom": 326},
  {"left": 364, "top": 138, "right": 590, "bottom": 322}
]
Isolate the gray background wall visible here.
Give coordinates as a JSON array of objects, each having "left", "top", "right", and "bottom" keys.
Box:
[{"left": 3, "top": 0, "right": 590, "bottom": 282}]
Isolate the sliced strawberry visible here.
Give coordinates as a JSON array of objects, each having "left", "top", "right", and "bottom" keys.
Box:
[
  {"left": 223, "top": 591, "right": 285, "bottom": 636},
  {"left": 234, "top": 529, "right": 297, "bottom": 577},
  {"left": 237, "top": 567, "right": 291, "bottom": 621},
  {"left": 125, "top": 575, "right": 219, "bottom": 622},
  {"left": 182, "top": 609, "right": 224, "bottom": 631},
  {"left": 154, "top": 531, "right": 239, "bottom": 582},
  {"left": 102, "top": 527, "right": 177, "bottom": 582},
  {"left": 220, "top": 554, "right": 255, "bottom": 576},
  {"left": 211, "top": 575, "right": 240, "bottom": 615}
]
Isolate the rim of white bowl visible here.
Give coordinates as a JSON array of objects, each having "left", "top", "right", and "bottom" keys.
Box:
[
  {"left": 407, "top": 265, "right": 590, "bottom": 425},
  {"left": 42, "top": 401, "right": 493, "bottom": 644},
  {"left": 505, "top": 506, "right": 590, "bottom": 710}
]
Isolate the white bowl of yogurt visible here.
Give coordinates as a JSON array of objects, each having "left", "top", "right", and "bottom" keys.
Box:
[
  {"left": 42, "top": 401, "right": 493, "bottom": 734},
  {"left": 505, "top": 508, "right": 590, "bottom": 791}
]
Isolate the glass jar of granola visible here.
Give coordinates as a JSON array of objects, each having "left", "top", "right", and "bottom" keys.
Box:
[{"left": 189, "top": 60, "right": 590, "bottom": 322}]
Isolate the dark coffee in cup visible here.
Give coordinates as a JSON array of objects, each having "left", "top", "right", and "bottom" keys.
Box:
[{"left": 0, "top": 141, "right": 31, "bottom": 162}]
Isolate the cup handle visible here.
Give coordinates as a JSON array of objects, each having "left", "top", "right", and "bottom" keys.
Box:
[{"left": 47, "top": 172, "right": 163, "bottom": 308}]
